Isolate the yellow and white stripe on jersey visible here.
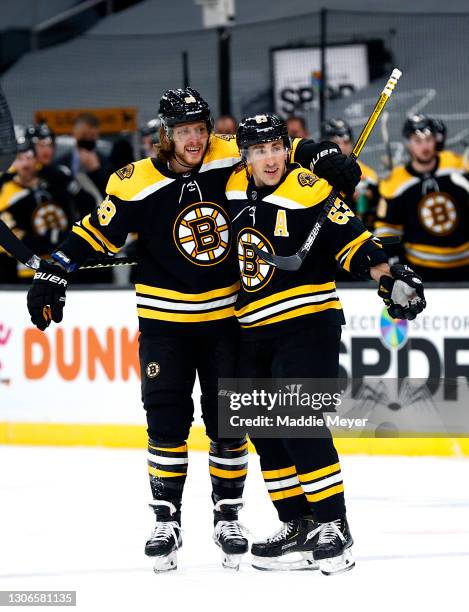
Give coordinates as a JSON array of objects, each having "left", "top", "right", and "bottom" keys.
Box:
[
  {"left": 136, "top": 281, "right": 240, "bottom": 323},
  {"left": 234, "top": 282, "right": 341, "bottom": 329},
  {"left": 404, "top": 240, "right": 469, "bottom": 269},
  {"left": 199, "top": 134, "right": 241, "bottom": 173}
]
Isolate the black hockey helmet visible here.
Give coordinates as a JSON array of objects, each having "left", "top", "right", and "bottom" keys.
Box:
[
  {"left": 14, "top": 125, "right": 35, "bottom": 154},
  {"left": 430, "top": 118, "right": 447, "bottom": 151},
  {"left": 321, "top": 118, "right": 353, "bottom": 142},
  {"left": 402, "top": 114, "right": 435, "bottom": 140},
  {"left": 140, "top": 118, "right": 161, "bottom": 144},
  {"left": 236, "top": 114, "right": 290, "bottom": 158},
  {"left": 158, "top": 87, "right": 213, "bottom": 134},
  {"left": 25, "top": 123, "right": 55, "bottom": 144}
]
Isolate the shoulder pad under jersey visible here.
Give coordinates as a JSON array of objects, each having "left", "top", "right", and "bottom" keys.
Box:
[
  {"left": 199, "top": 134, "right": 241, "bottom": 173},
  {"left": 106, "top": 158, "right": 173, "bottom": 201},
  {"left": 261, "top": 168, "right": 332, "bottom": 210},
  {"left": 379, "top": 165, "right": 417, "bottom": 200}
]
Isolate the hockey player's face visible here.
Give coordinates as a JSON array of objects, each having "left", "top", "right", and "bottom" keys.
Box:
[
  {"left": 172, "top": 121, "right": 209, "bottom": 167},
  {"left": 407, "top": 133, "right": 436, "bottom": 164},
  {"left": 248, "top": 139, "right": 288, "bottom": 187},
  {"left": 35, "top": 139, "right": 55, "bottom": 166},
  {"left": 15, "top": 151, "right": 37, "bottom": 182}
]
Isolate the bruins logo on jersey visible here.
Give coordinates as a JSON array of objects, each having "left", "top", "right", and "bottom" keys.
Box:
[
  {"left": 418, "top": 192, "right": 458, "bottom": 236},
  {"left": 173, "top": 202, "right": 230, "bottom": 266},
  {"left": 238, "top": 228, "right": 275, "bottom": 292},
  {"left": 116, "top": 164, "right": 134, "bottom": 180},
  {"left": 216, "top": 134, "right": 236, "bottom": 141},
  {"left": 298, "top": 172, "right": 317, "bottom": 188}
]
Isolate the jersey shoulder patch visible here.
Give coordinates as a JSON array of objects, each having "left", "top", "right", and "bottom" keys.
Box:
[
  {"left": 106, "top": 158, "right": 169, "bottom": 201},
  {"left": 379, "top": 165, "right": 416, "bottom": 200},
  {"left": 263, "top": 168, "right": 332, "bottom": 210}
]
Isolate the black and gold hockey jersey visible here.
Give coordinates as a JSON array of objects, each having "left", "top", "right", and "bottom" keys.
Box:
[
  {"left": 0, "top": 167, "right": 74, "bottom": 281},
  {"left": 57, "top": 134, "right": 329, "bottom": 335},
  {"left": 375, "top": 154, "right": 469, "bottom": 281},
  {"left": 226, "top": 165, "right": 383, "bottom": 338},
  {"left": 58, "top": 134, "right": 241, "bottom": 335}
]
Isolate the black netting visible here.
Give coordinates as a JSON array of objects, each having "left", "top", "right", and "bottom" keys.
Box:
[{"left": 1, "top": 9, "right": 468, "bottom": 175}]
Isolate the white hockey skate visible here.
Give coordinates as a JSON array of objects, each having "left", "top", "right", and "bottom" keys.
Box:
[
  {"left": 213, "top": 499, "right": 249, "bottom": 570},
  {"left": 145, "top": 500, "right": 182, "bottom": 573}
]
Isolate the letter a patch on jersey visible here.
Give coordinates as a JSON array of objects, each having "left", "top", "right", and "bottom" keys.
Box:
[{"left": 274, "top": 209, "right": 289, "bottom": 237}]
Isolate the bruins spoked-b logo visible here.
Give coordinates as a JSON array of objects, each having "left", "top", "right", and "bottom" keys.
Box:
[
  {"left": 146, "top": 362, "right": 160, "bottom": 378},
  {"left": 173, "top": 202, "right": 230, "bottom": 266},
  {"left": 418, "top": 192, "right": 458, "bottom": 236},
  {"left": 238, "top": 228, "right": 275, "bottom": 292}
]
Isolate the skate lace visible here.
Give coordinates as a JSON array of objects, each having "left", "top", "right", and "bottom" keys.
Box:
[
  {"left": 266, "top": 521, "right": 296, "bottom": 543},
  {"left": 214, "top": 520, "right": 249, "bottom": 541},
  {"left": 150, "top": 520, "right": 180, "bottom": 544},
  {"left": 316, "top": 520, "right": 345, "bottom": 545}
]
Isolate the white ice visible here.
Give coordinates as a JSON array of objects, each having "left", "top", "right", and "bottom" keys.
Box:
[{"left": 0, "top": 446, "right": 468, "bottom": 611}]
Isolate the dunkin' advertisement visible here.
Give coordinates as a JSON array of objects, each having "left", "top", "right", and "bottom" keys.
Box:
[{"left": 0, "top": 287, "right": 468, "bottom": 426}]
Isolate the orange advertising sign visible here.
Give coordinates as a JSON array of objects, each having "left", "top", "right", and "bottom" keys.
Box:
[{"left": 34, "top": 107, "right": 138, "bottom": 135}]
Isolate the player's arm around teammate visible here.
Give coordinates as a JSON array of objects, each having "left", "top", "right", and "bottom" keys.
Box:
[{"left": 225, "top": 114, "right": 426, "bottom": 575}]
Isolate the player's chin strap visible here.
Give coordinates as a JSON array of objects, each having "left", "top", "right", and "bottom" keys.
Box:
[{"left": 250, "top": 68, "right": 402, "bottom": 272}]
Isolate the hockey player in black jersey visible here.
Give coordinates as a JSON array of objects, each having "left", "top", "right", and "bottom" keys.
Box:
[
  {"left": 25, "top": 89, "right": 362, "bottom": 572},
  {"left": 375, "top": 114, "right": 469, "bottom": 281},
  {"left": 226, "top": 114, "right": 426, "bottom": 575}
]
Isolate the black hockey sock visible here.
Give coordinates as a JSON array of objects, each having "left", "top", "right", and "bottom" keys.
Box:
[{"left": 147, "top": 438, "right": 188, "bottom": 515}]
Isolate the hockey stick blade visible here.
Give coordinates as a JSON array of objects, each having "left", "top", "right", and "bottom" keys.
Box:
[
  {"left": 79, "top": 256, "right": 137, "bottom": 269},
  {"left": 251, "top": 246, "right": 303, "bottom": 271},
  {"left": 251, "top": 235, "right": 401, "bottom": 271}
]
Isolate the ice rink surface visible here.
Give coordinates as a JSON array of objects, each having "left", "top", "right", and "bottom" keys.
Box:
[{"left": 1, "top": 446, "right": 468, "bottom": 611}]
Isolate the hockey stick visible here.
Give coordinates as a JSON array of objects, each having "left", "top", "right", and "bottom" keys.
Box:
[
  {"left": 251, "top": 68, "right": 402, "bottom": 271},
  {"left": 75, "top": 236, "right": 400, "bottom": 270}
]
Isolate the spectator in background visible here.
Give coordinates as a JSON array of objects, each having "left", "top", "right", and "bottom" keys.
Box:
[
  {"left": 214, "top": 114, "right": 237, "bottom": 135},
  {"left": 140, "top": 118, "right": 160, "bottom": 158},
  {"left": 322, "top": 118, "right": 379, "bottom": 231},
  {"left": 375, "top": 114, "right": 469, "bottom": 282},
  {"left": 286, "top": 115, "right": 309, "bottom": 139},
  {"left": 0, "top": 135, "right": 74, "bottom": 283},
  {"left": 56, "top": 113, "right": 111, "bottom": 210}
]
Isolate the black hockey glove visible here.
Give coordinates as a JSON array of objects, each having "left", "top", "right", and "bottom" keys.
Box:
[
  {"left": 378, "top": 264, "right": 426, "bottom": 321},
  {"left": 27, "top": 260, "right": 68, "bottom": 331},
  {"left": 311, "top": 142, "right": 361, "bottom": 195}
]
